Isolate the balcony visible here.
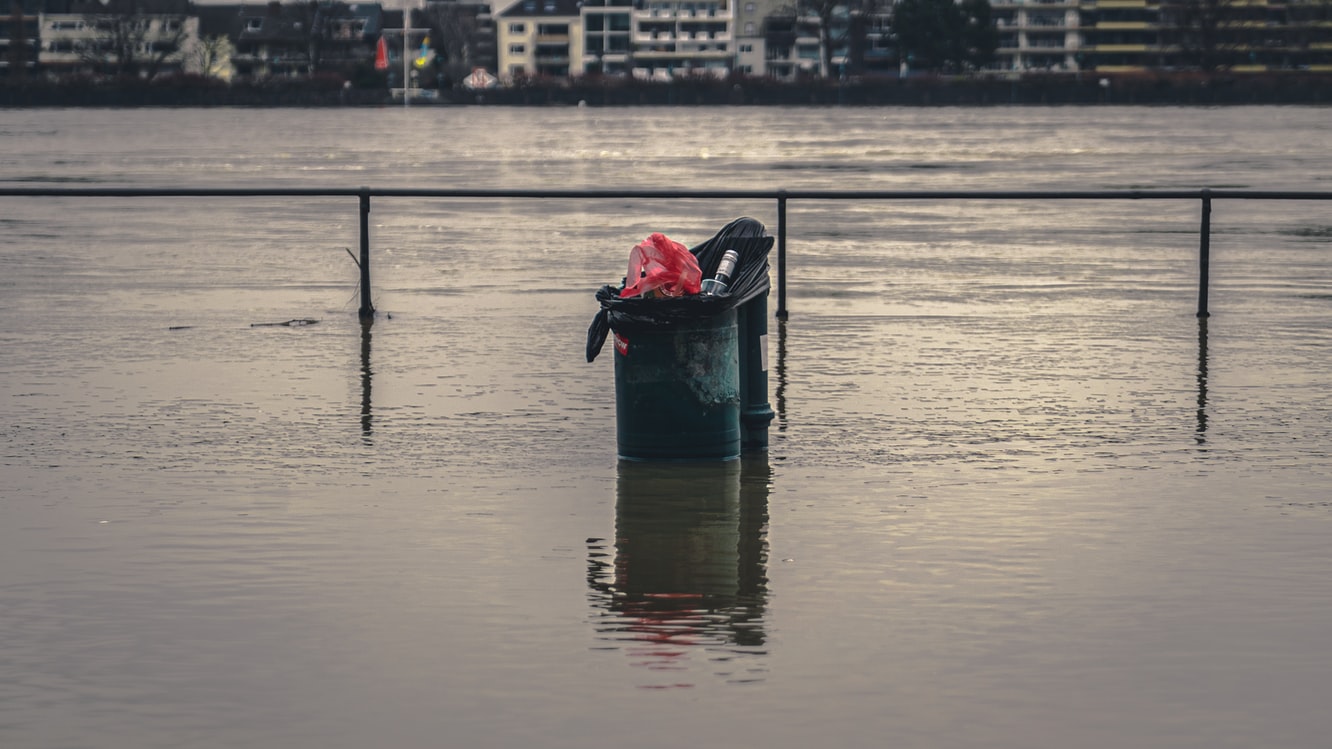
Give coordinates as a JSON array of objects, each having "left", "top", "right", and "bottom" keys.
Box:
[
  {"left": 633, "top": 7, "right": 731, "bottom": 20},
  {"left": 1024, "top": 17, "right": 1071, "bottom": 28}
]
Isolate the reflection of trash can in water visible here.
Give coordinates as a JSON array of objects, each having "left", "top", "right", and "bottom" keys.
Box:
[
  {"left": 584, "top": 457, "right": 772, "bottom": 677},
  {"left": 587, "top": 218, "right": 774, "bottom": 462}
]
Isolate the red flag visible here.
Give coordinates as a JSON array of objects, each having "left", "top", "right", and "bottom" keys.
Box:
[{"left": 374, "top": 36, "right": 388, "bottom": 71}]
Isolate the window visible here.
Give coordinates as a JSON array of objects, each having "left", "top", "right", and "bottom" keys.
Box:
[
  {"left": 510, "top": 43, "right": 526, "bottom": 54},
  {"left": 744, "top": 21, "right": 754, "bottom": 34},
  {"left": 246, "top": 18, "right": 263, "bottom": 31},
  {"left": 744, "top": 2, "right": 754, "bottom": 11},
  {"left": 509, "top": 22, "right": 526, "bottom": 34},
  {"left": 739, "top": 43, "right": 752, "bottom": 53}
]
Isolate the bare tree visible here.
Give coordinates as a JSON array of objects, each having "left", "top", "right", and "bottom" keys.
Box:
[
  {"left": 186, "top": 34, "right": 234, "bottom": 79},
  {"left": 959, "top": 0, "right": 997, "bottom": 70},
  {"left": 795, "top": 0, "right": 886, "bottom": 77},
  {"left": 80, "top": 0, "right": 189, "bottom": 78},
  {"left": 1159, "top": 0, "right": 1253, "bottom": 73},
  {"left": 891, "top": 0, "right": 995, "bottom": 72},
  {"left": 290, "top": 0, "right": 357, "bottom": 74},
  {"left": 419, "top": 2, "right": 480, "bottom": 87}
]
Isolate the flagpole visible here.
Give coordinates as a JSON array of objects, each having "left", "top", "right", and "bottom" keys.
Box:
[
  {"left": 373, "top": 6, "right": 419, "bottom": 106},
  {"left": 403, "top": 0, "right": 411, "bottom": 109},
  {"left": 390, "top": 0, "right": 426, "bottom": 108}
]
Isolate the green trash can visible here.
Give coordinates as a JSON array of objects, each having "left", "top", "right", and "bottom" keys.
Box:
[{"left": 612, "top": 308, "right": 740, "bottom": 461}]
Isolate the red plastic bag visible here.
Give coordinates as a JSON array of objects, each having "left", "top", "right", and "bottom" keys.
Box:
[{"left": 619, "top": 232, "right": 702, "bottom": 299}]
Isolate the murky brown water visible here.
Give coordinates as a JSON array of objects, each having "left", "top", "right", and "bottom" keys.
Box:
[{"left": 2, "top": 106, "right": 1331, "bottom": 749}]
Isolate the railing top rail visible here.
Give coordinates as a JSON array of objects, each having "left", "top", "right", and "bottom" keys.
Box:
[{"left": 2, "top": 186, "right": 1331, "bottom": 201}]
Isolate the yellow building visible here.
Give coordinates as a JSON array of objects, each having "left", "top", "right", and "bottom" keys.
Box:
[{"left": 496, "top": 0, "right": 585, "bottom": 79}]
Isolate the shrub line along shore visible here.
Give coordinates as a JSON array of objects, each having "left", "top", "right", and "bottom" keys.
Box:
[{"left": 4, "top": 73, "right": 1331, "bottom": 107}]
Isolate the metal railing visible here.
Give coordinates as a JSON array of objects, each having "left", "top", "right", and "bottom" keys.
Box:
[{"left": 4, "top": 186, "right": 1330, "bottom": 320}]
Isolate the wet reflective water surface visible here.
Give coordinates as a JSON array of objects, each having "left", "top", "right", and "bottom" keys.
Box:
[{"left": 2, "top": 107, "right": 1331, "bottom": 749}]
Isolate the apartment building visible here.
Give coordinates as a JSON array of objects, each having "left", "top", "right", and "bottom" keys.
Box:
[
  {"left": 496, "top": 0, "right": 584, "bottom": 78},
  {"left": 761, "top": 10, "right": 821, "bottom": 78},
  {"left": 39, "top": 0, "right": 197, "bottom": 77},
  {"left": 1078, "top": 0, "right": 1332, "bottom": 73},
  {"left": 630, "top": 0, "right": 733, "bottom": 79},
  {"left": 581, "top": 0, "right": 633, "bottom": 75},
  {"left": 991, "top": 0, "right": 1081, "bottom": 71},
  {"left": 2, "top": 0, "right": 41, "bottom": 77},
  {"left": 732, "top": 0, "right": 781, "bottom": 75}
]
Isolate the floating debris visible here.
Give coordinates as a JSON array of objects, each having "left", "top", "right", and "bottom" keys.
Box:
[
  {"left": 251, "top": 319, "right": 320, "bottom": 328},
  {"left": 168, "top": 325, "right": 194, "bottom": 331}
]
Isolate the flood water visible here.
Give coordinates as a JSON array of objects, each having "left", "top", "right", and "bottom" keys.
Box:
[{"left": 2, "top": 106, "right": 1331, "bottom": 749}]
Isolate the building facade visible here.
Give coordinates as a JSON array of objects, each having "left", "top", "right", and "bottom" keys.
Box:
[
  {"left": 3, "top": 0, "right": 42, "bottom": 78},
  {"left": 12, "top": 0, "right": 1332, "bottom": 84},
  {"left": 38, "top": 0, "right": 197, "bottom": 77},
  {"left": 991, "top": 0, "right": 1081, "bottom": 71},
  {"left": 581, "top": 0, "right": 633, "bottom": 75},
  {"left": 496, "top": 0, "right": 584, "bottom": 78},
  {"left": 629, "top": 0, "right": 734, "bottom": 79}
]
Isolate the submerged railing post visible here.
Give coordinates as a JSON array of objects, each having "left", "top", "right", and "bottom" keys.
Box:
[
  {"left": 776, "top": 191, "right": 788, "bottom": 320},
  {"left": 359, "top": 188, "right": 375, "bottom": 319},
  {"left": 1198, "top": 191, "right": 1211, "bottom": 319}
]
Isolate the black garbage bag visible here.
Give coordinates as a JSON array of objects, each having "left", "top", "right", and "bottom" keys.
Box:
[{"left": 586, "top": 217, "right": 773, "bottom": 362}]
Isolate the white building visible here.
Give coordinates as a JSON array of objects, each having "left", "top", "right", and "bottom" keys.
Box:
[
  {"left": 732, "top": 0, "right": 782, "bottom": 76},
  {"left": 39, "top": 0, "right": 198, "bottom": 78},
  {"left": 630, "top": 0, "right": 734, "bottom": 80},
  {"left": 991, "top": 0, "right": 1082, "bottom": 72}
]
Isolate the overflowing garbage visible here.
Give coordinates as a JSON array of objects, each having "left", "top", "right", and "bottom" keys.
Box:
[{"left": 585, "top": 217, "right": 774, "bottom": 363}]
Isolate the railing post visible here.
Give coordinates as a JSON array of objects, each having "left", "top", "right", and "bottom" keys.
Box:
[
  {"left": 776, "top": 191, "right": 788, "bottom": 320},
  {"left": 1198, "top": 190, "right": 1211, "bottom": 319},
  {"left": 359, "top": 187, "right": 375, "bottom": 319}
]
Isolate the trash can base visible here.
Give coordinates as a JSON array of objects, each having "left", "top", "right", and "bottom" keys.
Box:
[{"left": 613, "top": 309, "right": 740, "bottom": 462}]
